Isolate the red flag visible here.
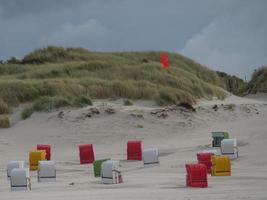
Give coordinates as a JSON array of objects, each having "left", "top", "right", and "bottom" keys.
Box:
[{"left": 160, "top": 52, "right": 169, "bottom": 69}]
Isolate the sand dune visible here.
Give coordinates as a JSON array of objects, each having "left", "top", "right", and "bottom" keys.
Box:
[{"left": 1, "top": 95, "right": 267, "bottom": 199}]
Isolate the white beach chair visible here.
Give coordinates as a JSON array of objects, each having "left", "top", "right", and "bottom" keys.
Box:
[
  {"left": 38, "top": 161, "right": 56, "bottom": 182},
  {"left": 10, "top": 168, "right": 31, "bottom": 191},
  {"left": 101, "top": 160, "right": 122, "bottom": 184},
  {"left": 143, "top": 148, "right": 159, "bottom": 167},
  {"left": 221, "top": 139, "right": 238, "bottom": 159},
  {"left": 7, "top": 161, "right": 25, "bottom": 179}
]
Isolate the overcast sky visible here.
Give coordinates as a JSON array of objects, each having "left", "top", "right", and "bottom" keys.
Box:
[{"left": 0, "top": 0, "right": 266, "bottom": 79}]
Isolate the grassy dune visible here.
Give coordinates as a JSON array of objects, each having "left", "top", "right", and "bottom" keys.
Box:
[
  {"left": 245, "top": 66, "right": 267, "bottom": 94},
  {"left": 0, "top": 46, "right": 228, "bottom": 124}
]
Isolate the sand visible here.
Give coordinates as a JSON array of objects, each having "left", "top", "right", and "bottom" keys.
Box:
[{"left": 0, "top": 95, "right": 267, "bottom": 199}]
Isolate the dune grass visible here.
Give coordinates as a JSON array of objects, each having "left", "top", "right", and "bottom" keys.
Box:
[
  {"left": 246, "top": 66, "right": 267, "bottom": 94},
  {"left": 0, "top": 115, "right": 10, "bottom": 128},
  {"left": 0, "top": 46, "right": 229, "bottom": 122}
]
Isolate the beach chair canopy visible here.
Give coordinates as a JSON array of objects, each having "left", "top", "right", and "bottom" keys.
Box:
[
  {"left": 101, "top": 160, "right": 121, "bottom": 184},
  {"left": 197, "top": 152, "right": 214, "bottom": 173},
  {"left": 37, "top": 144, "right": 51, "bottom": 160},
  {"left": 38, "top": 161, "right": 56, "bottom": 182},
  {"left": 29, "top": 150, "right": 46, "bottom": 171},
  {"left": 79, "top": 144, "right": 95, "bottom": 164},
  {"left": 211, "top": 155, "right": 231, "bottom": 176},
  {"left": 10, "top": 168, "right": 30, "bottom": 191},
  {"left": 7, "top": 161, "right": 25, "bottom": 178},
  {"left": 185, "top": 164, "right": 208, "bottom": 187},
  {"left": 143, "top": 148, "right": 159, "bottom": 166},
  {"left": 127, "top": 140, "right": 142, "bottom": 160}
]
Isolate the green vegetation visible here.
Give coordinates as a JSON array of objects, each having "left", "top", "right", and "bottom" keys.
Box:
[
  {"left": 123, "top": 99, "right": 133, "bottom": 106},
  {"left": 0, "top": 46, "right": 231, "bottom": 121},
  {"left": 216, "top": 71, "right": 247, "bottom": 95},
  {"left": 245, "top": 66, "right": 267, "bottom": 94},
  {"left": 21, "top": 95, "right": 92, "bottom": 119},
  {"left": 0, "top": 98, "right": 9, "bottom": 114},
  {"left": 0, "top": 115, "right": 10, "bottom": 128}
]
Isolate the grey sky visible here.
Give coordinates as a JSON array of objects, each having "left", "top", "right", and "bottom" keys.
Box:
[{"left": 0, "top": 0, "right": 266, "bottom": 79}]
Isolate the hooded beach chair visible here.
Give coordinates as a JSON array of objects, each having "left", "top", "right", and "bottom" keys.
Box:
[
  {"left": 127, "top": 140, "right": 142, "bottom": 160},
  {"left": 93, "top": 158, "right": 110, "bottom": 177},
  {"left": 38, "top": 161, "right": 56, "bottom": 182},
  {"left": 101, "top": 160, "right": 122, "bottom": 184},
  {"left": 185, "top": 164, "right": 208, "bottom": 187},
  {"left": 211, "top": 155, "right": 231, "bottom": 176},
  {"left": 197, "top": 152, "right": 214, "bottom": 173},
  {"left": 29, "top": 150, "right": 46, "bottom": 170},
  {"left": 37, "top": 144, "right": 51, "bottom": 160},
  {"left": 10, "top": 168, "right": 31, "bottom": 191},
  {"left": 143, "top": 148, "right": 159, "bottom": 167},
  {"left": 79, "top": 144, "right": 95, "bottom": 164},
  {"left": 7, "top": 161, "right": 25, "bottom": 179},
  {"left": 221, "top": 139, "right": 238, "bottom": 159},
  {"left": 212, "top": 132, "right": 229, "bottom": 147}
]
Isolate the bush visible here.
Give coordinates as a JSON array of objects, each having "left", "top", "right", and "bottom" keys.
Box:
[
  {"left": 123, "top": 99, "right": 133, "bottom": 106},
  {"left": 21, "top": 108, "right": 34, "bottom": 119},
  {"left": 0, "top": 98, "right": 9, "bottom": 114},
  {"left": 72, "top": 95, "right": 93, "bottom": 107},
  {"left": 0, "top": 115, "right": 10, "bottom": 128}
]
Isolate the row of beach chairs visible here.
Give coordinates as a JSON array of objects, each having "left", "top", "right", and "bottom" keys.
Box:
[{"left": 6, "top": 132, "right": 238, "bottom": 191}]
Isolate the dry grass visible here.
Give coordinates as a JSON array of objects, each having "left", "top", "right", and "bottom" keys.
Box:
[
  {"left": 0, "top": 46, "right": 229, "bottom": 122},
  {"left": 0, "top": 115, "right": 10, "bottom": 128}
]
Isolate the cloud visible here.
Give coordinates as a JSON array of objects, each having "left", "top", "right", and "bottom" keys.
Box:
[
  {"left": 181, "top": 1, "right": 267, "bottom": 79},
  {"left": 41, "top": 19, "right": 109, "bottom": 50},
  {"left": 0, "top": 0, "right": 266, "bottom": 78}
]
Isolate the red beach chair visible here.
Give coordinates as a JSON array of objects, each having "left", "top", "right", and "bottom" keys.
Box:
[
  {"left": 197, "top": 152, "right": 214, "bottom": 173},
  {"left": 186, "top": 164, "right": 208, "bottom": 187},
  {"left": 79, "top": 144, "right": 95, "bottom": 164},
  {"left": 37, "top": 144, "right": 51, "bottom": 160},
  {"left": 127, "top": 140, "right": 142, "bottom": 160}
]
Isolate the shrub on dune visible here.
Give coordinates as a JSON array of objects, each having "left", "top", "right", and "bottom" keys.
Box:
[{"left": 0, "top": 115, "right": 10, "bottom": 128}]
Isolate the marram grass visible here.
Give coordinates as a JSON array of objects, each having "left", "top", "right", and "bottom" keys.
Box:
[{"left": 0, "top": 46, "right": 228, "bottom": 121}]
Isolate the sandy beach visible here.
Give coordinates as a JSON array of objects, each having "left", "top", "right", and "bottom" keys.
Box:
[{"left": 1, "top": 95, "right": 267, "bottom": 200}]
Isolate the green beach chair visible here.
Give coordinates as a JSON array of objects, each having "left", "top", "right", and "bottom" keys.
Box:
[
  {"left": 93, "top": 158, "right": 110, "bottom": 177},
  {"left": 212, "top": 132, "right": 230, "bottom": 147}
]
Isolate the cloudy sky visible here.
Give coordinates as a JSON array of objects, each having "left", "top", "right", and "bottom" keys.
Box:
[{"left": 0, "top": 0, "right": 266, "bottom": 79}]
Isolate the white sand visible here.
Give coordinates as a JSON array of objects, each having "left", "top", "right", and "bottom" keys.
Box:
[{"left": 1, "top": 95, "right": 267, "bottom": 199}]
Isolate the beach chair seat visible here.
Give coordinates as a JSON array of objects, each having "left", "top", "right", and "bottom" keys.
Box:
[
  {"left": 212, "top": 132, "right": 229, "bottom": 147},
  {"left": 38, "top": 161, "right": 56, "bottom": 182},
  {"left": 10, "top": 168, "right": 31, "bottom": 191},
  {"left": 197, "top": 152, "right": 214, "bottom": 173},
  {"left": 79, "top": 144, "right": 95, "bottom": 164},
  {"left": 101, "top": 160, "right": 122, "bottom": 184},
  {"left": 7, "top": 161, "right": 25, "bottom": 179},
  {"left": 143, "top": 148, "right": 159, "bottom": 167},
  {"left": 185, "top": 164, "right": 208, "bottom": 187},
  {"left": 29, "top": 150, "right": 46, "bottom": 171},
  {"left": 211, "top": 155, "right": 231, "bottom": 176},
  {"left": 93, "top": 159, "right": 110, "bottom": 177},
  {"left": 221, "top": 139, "right": 238, "bottom": 159},
  {"left": 127, "top": 140, "right": 142, "bottom": 160},
  {"left": 37, "top": 144, "right": 51, "bottom": 160}
]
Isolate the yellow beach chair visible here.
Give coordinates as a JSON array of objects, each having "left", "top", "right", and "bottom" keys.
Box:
[
  {"left": 211, "top": 155, "right": 231, "bottom": 176},
  {"left": 29, "top": 150, "right": 46, "bottom": 171}
]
